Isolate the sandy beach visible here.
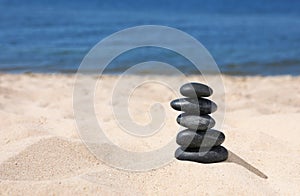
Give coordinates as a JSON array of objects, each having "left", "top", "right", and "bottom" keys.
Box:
[{"left": 0, "top": 73, "right": 299, "bottom": 195}]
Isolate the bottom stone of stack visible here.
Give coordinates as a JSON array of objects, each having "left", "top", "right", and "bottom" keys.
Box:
[{"left": 175, "top": 146, "right": 228, "bottom": 163}]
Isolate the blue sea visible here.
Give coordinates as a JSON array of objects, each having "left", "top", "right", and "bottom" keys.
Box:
[{"left": 0, "top": 0, "right": 300, "bottom": 75}]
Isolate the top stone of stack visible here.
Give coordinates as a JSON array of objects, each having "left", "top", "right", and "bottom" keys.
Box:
[{"left": 180, "top": 83, "right": 213, "bottom": 98}]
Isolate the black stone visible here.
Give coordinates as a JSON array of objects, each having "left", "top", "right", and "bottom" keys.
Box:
[
  {"left": 176, "top": 113, "right": 215, "bottom": 130},
  {"left": 170, "top": 98, "right": 217, "bottom": 115},
  {"left": 176, "top": 129, "right": 225, "bottom": 148},
  {"left": 180, "top": 83, "right": 213, "bottom": 98},
  {"left": 175, "top": 146, "right": 228, "bottom": 163}
]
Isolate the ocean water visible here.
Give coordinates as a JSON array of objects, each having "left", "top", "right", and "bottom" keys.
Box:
[{"left": 0, "top": 0, "right": 300, "bottom": 75}]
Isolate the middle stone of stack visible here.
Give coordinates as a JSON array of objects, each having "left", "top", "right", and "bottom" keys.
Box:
[{"left": 170, "top": 82, "right": 228, "bottom": 163}]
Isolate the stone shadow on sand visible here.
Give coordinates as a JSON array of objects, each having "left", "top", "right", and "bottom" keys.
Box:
[{"left": 226, "top": 150, "right": 268, "bottom": 179}]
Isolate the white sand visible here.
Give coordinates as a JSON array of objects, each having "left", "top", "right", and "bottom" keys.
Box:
[{"left": 0, "top": 73, "right": 299, "bottom": 195}]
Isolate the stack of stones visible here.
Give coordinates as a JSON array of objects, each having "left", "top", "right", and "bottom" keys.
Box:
[{"left": 170, "top": 83, "right": 228, "bottom": 163}]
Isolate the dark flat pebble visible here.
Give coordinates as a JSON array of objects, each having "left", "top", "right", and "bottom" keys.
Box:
[
  {"left": 176, "top": 113, "right": 215, "bottom": 130},
  {"left": 176, "top": 129, "right": 225, "bottom": 148},
  {"left": 170, "top": 98, "right": 217, "bottom": 115},
  {"left": 175, "top": 146, "right": 228, "bottom": 163},
  {"left": 180, "top": 83, "right": 213, "bottom": 98}
]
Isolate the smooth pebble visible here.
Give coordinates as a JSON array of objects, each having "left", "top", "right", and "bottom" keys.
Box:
[
  {"left": 176, "top": 113, "right": 215, "bottom": 130},
  {"left": 180, "top": 83, "right": 213, "bottom": 98},
  {"left": 170, "top": 97, "right": 217, "bottom": 115},
  {"left": 176, "top": 129, "right": 225, "bottom": 148},
  {"left": 175, "top": 146, "right": 228, "bottom": 163}
]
